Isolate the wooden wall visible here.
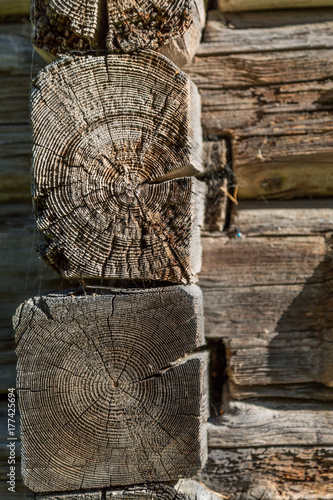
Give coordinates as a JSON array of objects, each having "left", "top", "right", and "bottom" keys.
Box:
[{"left": 1, "top": 2, "right": 333, "bottom": 499}]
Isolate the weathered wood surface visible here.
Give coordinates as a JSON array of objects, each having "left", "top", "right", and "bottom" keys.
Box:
[
  {"left": 0, "top": 204, "right": 62, "bottom": 393},
  {"left": 229, "top": 380, "right": 333, "bottom": 401},
  {"left": 212, "top": 7, "right": 333, "bottom": 29},
  {"left": 0, "top": 27, "right": 45, "bottom": 203},
  {"left": 186, "top": 10, "right": 333, "bottom": 199},
  {"left": 199, "top": 201, "right": 333, "bottom": 398},
  {"left": 231, "top": 199, "right": 333, "bottom": 236},
  {"left": 0, "top": 0, "right": 30, "bottom": 17},
  {"left": 218, "top": 0, "right": 333, "bottom": 10},
  {"left": 33, "top": 481, "right": 222, "bottom": 499},
  {"left": 208, "top": 399, "right": 333, "bottom": 448},
  {"left": 32, "top": 52, "right": 205, "bottom": 284},
  {"left": 175, "top": 479, "right": 225, "bottom": 499},
  {"left": 14, "top": 287, "right": 208, "bottom": 492},
  {"left": 201, "top": 139, "right": 230, "bottom": 232},
  {"left": 32, "top": 0, "right": 205, "bottom": 67},
  {"left": 199, "top": 447, "right": 333, "bottom": 500},
  {"left": 199, "top": 11, "right": 333, "bottom": 54}
]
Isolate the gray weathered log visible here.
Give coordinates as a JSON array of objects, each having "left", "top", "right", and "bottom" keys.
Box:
[
  {"left": 208, "top": 399, "right": 333, "bottom": 448},
  {"left": 218, "top": 7, "right": 333, "bottom": 29},
  {"left": 34, "top": 484, "right": 189, "bottom": 499},
  {"left": 14, "top": 287, "right": 208, "bottom": 492},
  {"left": 0, "top": 0, "right": 30, "bottom": 17},
  {"left": 31, "top": 0, "right": 205, "bottom": 67},
  {"left": 0, "top": 29, "right": 45, "bottom": 202},
  {"left": 186, "top": 10, "right": 333, "bottom": 199},
  {"left": 218, "top": 0, "right": 333, "bottom": 10},
  {"left": 199, "top": 202, "right": 333, "bottom": 396},
  {"left": 32, "top": 52, "right": 205, "bottom": 284},
  {"left": 198, "top": 447, "right": 333, "bottom": 500},
  {"left": 231, "top": 199, "right": 333, "bottom": 236},
  {"left": 0, "top": 204, "right": 62, "bottom": 393},
  {"left": 229, "top": 380, "right": 333, "bottom": 401},
  {"left": 33, "top": 481, "right": 222, "bottom": 499}
]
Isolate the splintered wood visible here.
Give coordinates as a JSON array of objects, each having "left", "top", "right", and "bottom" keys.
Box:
[
  {"left": 31, "top": 0, "right": 205, "bottom": 66},
  {"left": 14, "top": 286, "right": 208, "bottom": 492},
  {"left": 31, "top": 52, "right": 205, "bottom": 284}
]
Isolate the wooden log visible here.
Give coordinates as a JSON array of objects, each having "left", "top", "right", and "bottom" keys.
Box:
[
  {"left": 32, "top": 0, "right": 205, "bottom": 67},
  {"left": 31, "top": 52, "right": 205, "bottom": 284},
  {"left": 229, "top": 380, "right": 333, "bottom": 401},
  {"left": 13, "top": 287, "right": 209, "bottom": 492},
  {"left": 0, "top": 29, "right": 45, "bottom": 203},
  {"left": 35, "top": 494, "right": 102, "bottom": 500},
  {"left": 33, "top": 481, "right": 222, "bottom": 499},
  {"left": 186, "top": 11, "right": 333, "bottom": 199},
  {"left": 232, "top": 199, "right": 333, "bottom": 236},
  {"left": 216, "top": 7, "right": 333, "bottom": 29},
  {"left": 199, "top": 446, "right": 333, "bottom": 500},
  {"left": 34, "top": 484, "right": 189, "bottom": 499},
  {"left": 199, "top": 11, "right": 333, "bottom": 55},
  {"left": 0, "top": 0, "right": 30, "bottom": 17},
  {"left": 208, "top": 399, "right": 333, "bottom": 448},
  {"left": 218, "top": 0, "right": 333, "bottom": 11},
  {"left": 199, "top": 202, "right": 333, "bottom": 395}
]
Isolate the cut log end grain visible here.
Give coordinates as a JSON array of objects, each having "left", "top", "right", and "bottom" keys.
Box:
[
  {"left": 31, "top": 52, "right": 204, "bottom": 284},
  {"left": 35, "top": 483, "right": 191, "bottom": 499},
  {"left": 13, "top": 286, "right": 208, "bottom": 492},
  {"left": 31, "top": 0, "right": 205, "bottom": 65}
]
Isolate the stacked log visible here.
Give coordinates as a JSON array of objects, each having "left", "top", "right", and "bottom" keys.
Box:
[
  {"left": 186, "top": 6, "right": 333, "bottom": 199},
  {"left": 10, "top": 0, "right": 219, "bottom": 499}
]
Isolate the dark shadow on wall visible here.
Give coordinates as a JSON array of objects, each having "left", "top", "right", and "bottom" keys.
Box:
[{"left": 268, "top": 240, "right": 333, "bottom": 390}]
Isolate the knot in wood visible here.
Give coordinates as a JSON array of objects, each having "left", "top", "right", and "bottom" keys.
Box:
[{"left": 113, "top": 172, "right": 144, "bottom": 208}]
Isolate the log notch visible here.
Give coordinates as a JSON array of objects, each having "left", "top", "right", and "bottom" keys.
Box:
[
  {"left": 14, "top": 286, "right": 208, "bottom": 492},
  {"left": 31, "top": 51, "right": 205, "bottom": 284},
  {"left": 31, "top": 0, "right": 206, "bottom": 67},
  {"left": 186, "top": 8, "right": 333, "bottom": 199}
]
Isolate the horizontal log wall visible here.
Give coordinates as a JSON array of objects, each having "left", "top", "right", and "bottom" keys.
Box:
[
  {"left": 218, "top": 0, "right": 333, "bottom": 10},
  {"left": 186, "top": 8, "right": 333, "bottom": 199}
]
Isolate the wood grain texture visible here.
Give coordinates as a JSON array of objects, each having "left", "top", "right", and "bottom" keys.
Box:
[
  {"left": 0, "top": 29, "right": 45, "bottom": 202},
  {"left": 32, "top": 0, "right": 205, "bottom": 66},
  {"left": 33, "top": 481, "right": 222, "bottom": 499},
  {"left": 32, "top": 52, "right": 204, "bottom": 284},
  {"left": 35, "top": 494, "right": 102, "bottom": 500},
  {"left": 14, "top": 287, "right": 208, "bottom": 492},
  {"left": 0, "top": 204, "right": 62, "bottom": 394},
  {"left": 199, "top": 446, "right": 333, "bottom": 500},
  {"left": 0, "top": 0, "right": 30, "bottom": 17},
  {"left": 199, "top": 203, "right": 333, "bottom": 394},
  {"left": 202, "top": 139, "right": 229, "bottom": 232},
  {"left": 229, "top": 380, "right": 333, "bottom": 401},
  {"left": 186, "top": 11, "right": 333, "bottom": 198},
  {"left": 208, "top": 399, "right": 333, "bottom": 447},
  {"left": 219, "top": 7, "right": 333, "bottom": 29},
  {"left": 218, "top": 0, "right": 333, "bottom": 10},
  {"left": 233, "top": 199, "right": 333, "bottom": 236}
]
